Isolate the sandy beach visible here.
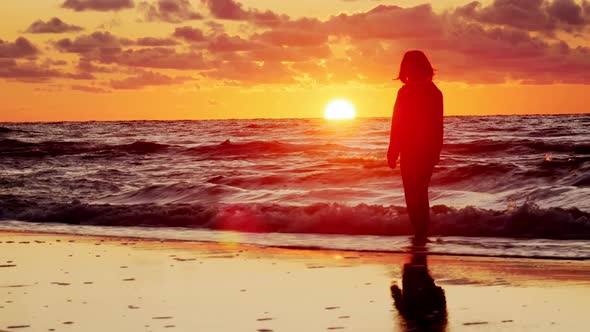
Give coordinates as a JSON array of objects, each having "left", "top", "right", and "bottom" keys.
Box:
[{"left": 1, "top": 231, "right": 589, "bottom": 332}]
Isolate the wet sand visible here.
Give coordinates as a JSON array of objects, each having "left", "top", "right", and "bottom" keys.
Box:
[{"left": 1, "top": 231, "right": 589, "bottom": 331}]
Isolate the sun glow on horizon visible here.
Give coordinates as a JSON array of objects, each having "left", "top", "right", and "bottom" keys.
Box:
[{"left": 324, "top": 99, "right": 356, "bottom": 120}]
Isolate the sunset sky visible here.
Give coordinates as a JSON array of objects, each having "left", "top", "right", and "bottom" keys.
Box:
[{"left": 1, "top": 0, "right": 589, "bottom": 121}]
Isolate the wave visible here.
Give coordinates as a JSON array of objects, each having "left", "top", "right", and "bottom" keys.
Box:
[
  {"left": 186, "top": 139, "right": 353, "bottom": 158},
  {"left": 433, "top": 163, "right": 517, "bottom": 185},
  {"left": 97, "top": 182, "right": 241, "bottom": 204},
  {"left": 445, "top": 139, "right": 590, "bottom": 155},
  {"left": 0, "top": 126, "right": 18, "bottom": 134},
  {"left": 0, "top": 197, "right": 588, "bottom": 240},
  {"left": 0, "top": 138, "right": 354, "bottom": 159},
  {"left": 0, "top": 139, "right": 173, "bottom": 157}
]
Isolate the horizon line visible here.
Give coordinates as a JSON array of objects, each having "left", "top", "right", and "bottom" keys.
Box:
[{"left": 1, "top": 112, "right": 588, "bottom": 124}]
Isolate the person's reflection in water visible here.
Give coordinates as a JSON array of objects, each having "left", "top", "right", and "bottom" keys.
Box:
[{"left": 391, "top": 249, "right": 447, "bottom": 331}]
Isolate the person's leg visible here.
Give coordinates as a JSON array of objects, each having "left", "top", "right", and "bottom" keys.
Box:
[
  {"left": 401, "top": 160, "right": 421, "bottom": 237},
  {"left": 416, "top": 162, "right": 435, "bottom": 240},
  {"left": 401, "top": 160, "right": 434, "bottom": 242}
]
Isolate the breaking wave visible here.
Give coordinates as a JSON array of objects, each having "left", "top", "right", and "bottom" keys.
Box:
[{"left": 0, "top": 197, "right": 588, "bottom": 240}]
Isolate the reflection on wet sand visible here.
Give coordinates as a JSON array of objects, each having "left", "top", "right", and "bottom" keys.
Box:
[{"left": 391, "top": 248, "right": 447, "bottom": 331}]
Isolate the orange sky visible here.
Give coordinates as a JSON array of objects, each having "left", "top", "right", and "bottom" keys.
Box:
[{"left": 1, "top": 0, "right": 589, "bottom": 121}]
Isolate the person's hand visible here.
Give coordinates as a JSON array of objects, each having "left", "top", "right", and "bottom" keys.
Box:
[{"left": 387, "top": 151, "right": 398, "bottom": 169}]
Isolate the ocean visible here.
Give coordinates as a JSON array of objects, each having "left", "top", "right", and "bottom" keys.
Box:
[{"left": 1, "top": 115, "right": 589, "bottom": 259}]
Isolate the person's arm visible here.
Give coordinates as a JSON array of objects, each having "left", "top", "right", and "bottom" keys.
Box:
[
  {"left": 387, "top": 87, "right": 405, "bottom": 169},
  {"left": 434, "top": 91, "right": 444, "bottom": 163}
]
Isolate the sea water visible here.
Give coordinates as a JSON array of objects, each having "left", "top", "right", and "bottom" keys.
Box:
[{"left": 1, "top": 115, "right": 589, "bottom": 259}]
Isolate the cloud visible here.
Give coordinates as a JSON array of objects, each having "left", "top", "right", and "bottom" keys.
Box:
[
  {"left": 76, "top": 59, "right": 117, "bottom": 73},
  {"left": 325, "top": 4, "right": 444, "bottom": 40},
  {"left": 136, "top": 37, "right": 178, "bottom": 46},
  {"left": 110, "top": 70, "right": 190, "bottom": 89},
  {"left": 454, "top": 0, "right": 590, "bottom": 34},
  {"left": 173, "top": 26, "right": 261, "bottom": 53},
  {"left": 207, "top": 33, "right": 261, "bottom": 52},
  {"left": 209, "top": 2, "right": 589, "bottom": 85},
  {"left": 7, "top": 1, "right": 590, "bottom": 88},
  {"left": 61, "top": 0, "right": 135, "bottom": 11},
  {"left": 201, "top": 0, "right": 246, "bottom": 20},
  {"left": 321, "top": 3, "right": 590, "bottom": 84},
  {"left": 173, "top": 26, "right": 206, "bottom": 42},
  {"left": 546, "top": 0, "right": 587, "bottom": 25},
  {"left": 55, "top": 31, "right": 128, "bottom": 54},
  {"left": 57, "top": 32, "right": 179, "bottom": 52},
  {"left": 204, "top": 59, "right": 295, "bottom": 85},
  {"left": 0, "top": 59, "right": 93, "bottom": 82},
  {"left": 108, "top": 47, "right": 209, "bottom": 69},
  {"left": 139, "top": 0, "right": 203, "bottom": 23},
  {"left": 0, "top": 59, "right": 59, "bottom": 82},
  {"left": 0, "top": 37, "right": 39, "bottom": 59},
  {"left": 55, "top": 31, "right": 210, "bottom": 70},
  {"left": 26, "top": 17, "right": 84, "bottom": 34},
  {"left": 200, "top": 0, "right": 288, "bottom": 26}
]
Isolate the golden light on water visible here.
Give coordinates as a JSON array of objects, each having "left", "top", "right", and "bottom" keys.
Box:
[{"left": 324, "top": 99, "right": 356, "bottom": 120}]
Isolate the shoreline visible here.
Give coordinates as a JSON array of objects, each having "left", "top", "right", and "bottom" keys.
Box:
[
  {"left": 1, "top": 223, "right": 588, "bottom": 261},
  {"left": 1, "top": 231, "right": 590, "bottom": 331}
]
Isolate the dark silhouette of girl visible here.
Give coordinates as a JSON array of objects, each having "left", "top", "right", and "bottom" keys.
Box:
[{"left": 388, "top": 50, "right": 443, "bottom": 244}]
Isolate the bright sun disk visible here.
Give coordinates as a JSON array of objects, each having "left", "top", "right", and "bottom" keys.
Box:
[{"left": 324, "top": 99, "right": 356, "bottom": 120}]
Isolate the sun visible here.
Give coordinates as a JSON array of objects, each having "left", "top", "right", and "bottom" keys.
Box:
[{"left": 324, "top": 99, "right": 356, "bottom": 120}]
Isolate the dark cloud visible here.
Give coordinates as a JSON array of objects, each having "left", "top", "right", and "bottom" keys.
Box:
[
  {"left": 110, "top": 70, "right": 190, "bottom": 89},
  {"left": 139, "top": 0, "right": 203, "bottom": 23},
  {"left": 547, "top": 0, "right": 586, "bottom": 25},
  {"left": 0, "top": 37, "right": 39, "bottom": 59},
  {"left": 0, "top": 59, "right": 93, "bottom": 82},
  {"left": 454, "top": 0, "right": 590, "bottom": 33},
  {"left": 201, "top": 0, "right": 246, "bottom": 20},
  {"left": 26, "top": 17, "right": 84, "bottom": 34},
  {"left": 0, "top": 59, "right": 59, "bottom": 82},
  {"left": 55, "top": 31, "right": 209, "bottom": 70},
  {"left": 62, "top": 0, "right": 135, "bottom": 11},
  {"left": 207, "top": 33, "right": 260, "bottom": 52},
  {"left": 200, "top": 0, "right": 288, "bottom": 26},
  {"left": 173, "top": 26, "right": 206, "bottom": 42},
  {"left": 55, "top": 31, "right": 128, "bottom": 54}
]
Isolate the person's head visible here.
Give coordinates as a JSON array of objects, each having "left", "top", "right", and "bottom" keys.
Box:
[{"left": 397, "top": 50, "right": 434, "bottom": 84}]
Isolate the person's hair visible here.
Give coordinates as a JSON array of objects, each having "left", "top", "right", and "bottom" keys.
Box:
[{"left": 397, "top": 50, "right": 434, "bottom": 84}]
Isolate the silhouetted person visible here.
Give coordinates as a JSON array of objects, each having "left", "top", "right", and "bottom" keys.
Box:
[
  {"left": 391, "top": 250, "right": 447, "bottom": 331},
  {"left": 388, "top": 50, "right": 443, "bottom": 244}
]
